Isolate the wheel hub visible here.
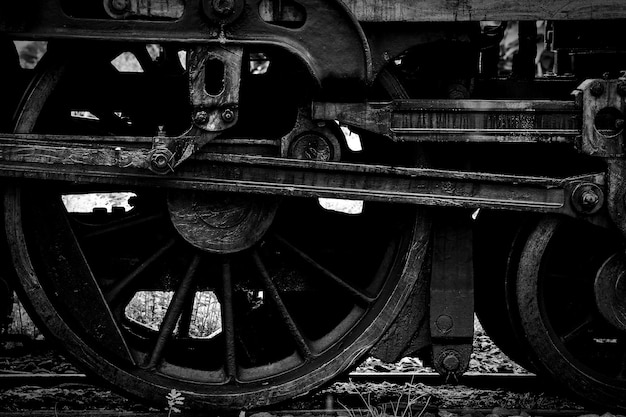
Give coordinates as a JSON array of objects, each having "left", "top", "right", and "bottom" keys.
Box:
[
  {"left": 595, "top": 253, "right": 626, "bottom": 332},
  {"left": 167, "top": 190, "right": 278, "bottom": 253}
]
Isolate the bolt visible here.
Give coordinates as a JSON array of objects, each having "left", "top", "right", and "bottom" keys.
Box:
[
  {"left": 221, "top": 108, "right": 235, "bottom": 123},
  {"left": 442, "top": 354, "right": 460, "bottom": 372},
  {"left": 590, "top": 81, "right": 605, "bottom": 97},
  {"left": 152, "top": 154, "right": 168, "bottom": 170},
  {"left": 212, "top": 0, "right": 235, "bottom": 15},
  {"left": 109, "top": 0, "right": 130, "bottom": 12},
  {"left": 150, "top": 149, "right": 174, "bottom": 174},
  {"left": 581, "top": 190, "right": 600, "bottom": 208},
  {"left": 435, "top": 314, "right": 453, "bottom": 334},
  {"left": 194, "top": 110, "right": 208, "bottom": 124},
  {"left": 618, "top": 82, "right": 626, "bottom": 97}
]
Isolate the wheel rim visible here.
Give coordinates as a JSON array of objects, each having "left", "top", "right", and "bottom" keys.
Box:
[
  {"left": 4, "top": 45, "right": 430, "bottom": 408},
  {"left": 516, "top": 216, "right": 626, "bottom": 409},
  {"left": 473, "top": 212, "right": 537, "bottom": 372}
]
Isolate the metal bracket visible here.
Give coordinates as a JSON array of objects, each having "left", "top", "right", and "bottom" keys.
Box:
[
  {"left": 574, "top": 79, "right": 626, "bottom": 237},
  {"left": 1, "top": 0, "right": 372, "bottom": 87},
  {"left": 430, "top": 209, "right": 474, "bottom": 378},
  {"left": 575, "top": 78, "right": 626, "bottom": 158},
  {"left": 189, "top": 45, "right": 243, "bottom": 132}
]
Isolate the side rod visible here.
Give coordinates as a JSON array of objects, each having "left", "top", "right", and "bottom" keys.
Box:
[{"left": 0, "top": 133, "right": 602, "bottom": 219}]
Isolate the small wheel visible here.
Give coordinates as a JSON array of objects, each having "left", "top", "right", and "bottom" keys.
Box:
[
  {"left": 473, "top": 211, "right": 537, "bottom": 371},
  {"left": 4, "top": 44, "right": 431, "bottom": 409},
  {"left": 516, "top": 216, "right": 626, "bottom": 410}
]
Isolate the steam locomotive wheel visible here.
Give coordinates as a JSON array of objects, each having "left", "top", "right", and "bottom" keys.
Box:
[
  {"left": 3, "top": 46, "right": 430, "bottom": 409},
  {"left": 516, "top": 216, "right": 626, "bottom": 409}
]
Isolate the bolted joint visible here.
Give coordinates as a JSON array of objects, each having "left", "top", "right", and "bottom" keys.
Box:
[
  {"left": 590, "top": 80, "right": 605, "bottom": 97},
  {"left": 193, "top": 110, "right": 209, "bottom": 125},
  {"left": 571, "top": 183, "right": 604, "bottom": 215},
  {"left": 221, "top": 108, "right": 236, "bottom": 123},
  {"left": 442, "top": 353, "right": 460, "bottom": 372},
  {"left": 109, "top": 0, "right": 130, "bottom": 12},
  {"left": 581, "top": 191, "right": 600, "bottom": 207},
  {"left": 212, "top": 0, "right": 236, "bottom": 15},
  {"left": 436, "top": 349, "right": 463, "bottom": 374},
  {"left": 149, "top": 148, "right": 175, "bottom": 174}
]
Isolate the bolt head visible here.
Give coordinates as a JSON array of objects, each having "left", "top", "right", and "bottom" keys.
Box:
[
  {"left": 212, "top": 0, "right": 235, "bottom": 15},
  {"left": 221, "top": 108, "right": 235, "bottom": 122},
  {"left": 152, "top": 154, "right": 168, "bottom": 169},
  {"left": 435, "top": 314, "right": 453, "bottom": 333},
  {"left": 581, "top": 191, "right": 600, "bottom": 207},
  {"left": 109, "top": 0, "right": 130, "bottom": 12},
  {"left": 149, "top": 149, "right": 174, "bottom": 174},
  {"left": 442, "top": 354, "right": 460, "bottom": 372},
  {"left": 194, "top": 110, "right": 208, "bottom": 124},
  {"left": 590, "top": 81, "right": 605, "bottom": 97}
]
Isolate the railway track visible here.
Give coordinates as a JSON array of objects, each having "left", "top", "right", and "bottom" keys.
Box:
[
  {"left": 0, "top": 408, "right": 602, "bottom": 417},
  {"left": 0, "top": 370, "right": 545, "bottom": 392}
]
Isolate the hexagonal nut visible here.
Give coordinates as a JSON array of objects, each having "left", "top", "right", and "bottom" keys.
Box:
[
  {"left": 149, "top": 149, "right": 175, "bottom": 174},
  {"left": 571, "top": 183, "right": 604, "bottom": 215}
]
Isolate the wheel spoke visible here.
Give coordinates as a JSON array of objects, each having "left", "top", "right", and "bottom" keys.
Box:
[
  {"left": 177, "top": 292, "right": 195, "bottom": 338},
  {"left": 83, "top": 213, "right": 164, "bottom": 239},
  {"left": 106, "top": 238, "right": 176, "bottom": 305},
  {"left": 221, "top": 260, "right": 237, "bottom": 380},
  {"left": 145, "top": 255, "right": 201, "bottom": 369},
  {"left": 273, "top": 234, "right": 374, "bottom": 305},
  {"left": 561, "top": 315, "right": 594, "bottom": 344},
  {"left": 19, "top": 192, "right": 136, "bottom": 364},
  {"left": 252, "top": 250, "right": 312, "bottom": 360}
]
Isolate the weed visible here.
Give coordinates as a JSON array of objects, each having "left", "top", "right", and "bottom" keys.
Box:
[
  {"left": 166, "top": 389, "right": 185, "bottom": 416},
  {"left": 339, "top": 379, "right": 431, "bottom": 417}
]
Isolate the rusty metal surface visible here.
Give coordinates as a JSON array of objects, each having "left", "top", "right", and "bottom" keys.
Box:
[
  {"left": 429, "top": 210, "right": 474, "bottom": 377},
  {"left": 102, "top": 0, "right": 185, "bottom": 19},
  {"left": 0, "top": 133, "right": 602, "bottom": 216},
  {"left": 313, "top": 99, "right": 581, "bottom": 143},
  {"left": 0, "top": 0, "right": 371, "bottom": 87},
  {"left": 576, "top": 79, "right": 626, "bottom": 158},
  {"left": 343, "top": 0, "right": 626, "bottom": 22},
  {"left": 188, "top": 46, "right": 242, "bottom": 132}
]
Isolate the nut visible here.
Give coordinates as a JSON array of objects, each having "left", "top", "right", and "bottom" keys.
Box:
[
  {"left": 109, "top": 0, "right": 130, "bottom": 12},
  {"left": 149, "top": 149, "right": 174, "bottom": 174},
  {"left": 212, "top": 0, "right": 236, "bottom": 15},
  {"left": 442, "top": 353, "right": 460, "bottom": 372},
  {"left": 571, "top": 183, "right": 604, "bottom": 215},
  {"left": 581, "top": 190, "right": 600, "bottom": 208},
  {"left": 221, "top": 108, "right": 235, "bottom": 123},
  {"left": 194, "top": 110, "right": 209, "bottom": 124},
  {"left": 590, "top": 81, "right": 605, "bottom": 97}
]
